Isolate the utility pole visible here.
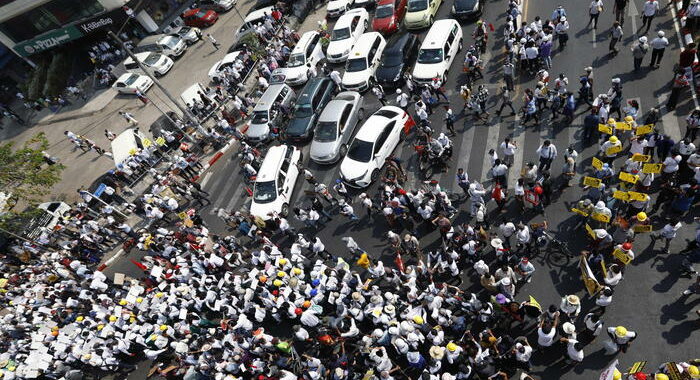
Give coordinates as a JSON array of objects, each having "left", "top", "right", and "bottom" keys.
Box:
[{"left": 107, "top": 31, "right": 208, "bottom": 139}]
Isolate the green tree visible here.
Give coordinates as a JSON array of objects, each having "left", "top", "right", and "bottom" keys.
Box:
[{"left": 0, "top": 133, "right": 65, "bottom": 232}]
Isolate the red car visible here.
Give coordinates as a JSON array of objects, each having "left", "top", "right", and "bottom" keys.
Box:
[
  {"left": 372, "top": 0, "right": 407, "bottom": 35},
  {"left": 182, "top": 8, "right": 219, "bottom": 27}
]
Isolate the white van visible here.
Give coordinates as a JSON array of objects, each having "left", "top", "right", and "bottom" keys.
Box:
[
  {"left": 412, "top": 19, "right": 463, "bottom": 84},
  {"left": 250, "top": 145, "right": 302, "bottom": 219},
  {"left": 111, "top": 128, "right": 149, "bottom": 167},
  {"left": 123, "top": 52, "right": 174, "bottom": 77},
  {"left": 246, "top": 83, "right": 296, "bottom": 142},
  {"left": 283, "top": 31, "right": 326, "bottom": 86},
  {"left": 341, "top": 32, "right": 386, "bottom": 92},
  {"left": 180, "top": 83, "right": 219, "bottom": 109}
]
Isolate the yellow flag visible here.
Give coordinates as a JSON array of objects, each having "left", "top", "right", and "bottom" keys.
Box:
[
  {"left": 142, "top": 138, "right": 153, "bottom": 147},
  {"left": 627, "top": 191, "right": 648, "bottom": 201},
  {"left": 633, "top": 224, "right": 652, "bottom": 233},
  {"left": 606, "top": 144, "right": 623, "bottom": 156},
  {"left": 155, "top": 136, "right": 166, "bottom": 146},
  {"left": 571, "top": 208, "right": 589, "bottom": 217},
  {"left": 528, "top": 295, "right": 542, "bottom": 311},
  {"left": 592, "top": 157, "right": 603, "bottom": 170},
  {"left": 591, "top": 212, "right": 611, "bottom": 223},
  {"left": 585, "top": 224, "right": 596, "bottom": 239},
  {"left": 613, "top": 248, "right": 632, "bottom": 265}
]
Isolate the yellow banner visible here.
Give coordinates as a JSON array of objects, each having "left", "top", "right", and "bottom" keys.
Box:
[
  {"left": 633, "top": 224, "right": 652, "bottom": 233},
  {"left": 627, "top": 191, "right": 648, "bottom": 201},
  {"left": 583, "top": 176, "right": 602, "bottom": 188},
  {"left": 598, "top": 124, "right": 613, "bottom": 134},
  {"left": 571, "top": 208, "right": 589, "bottom": 217},
  {"left": 128, "top": 148, "right": 138, "bottom": 156},
  {"left": 613, "top": 190, "right": 630, "bottom": 201},
  {"left": 635, "top": 124, "right": 654, "bottom": 135},
  {"left": 580, "top": 255, "right": 602, "bottom": 296},
  {"left": 613, "top": 248, "right": 632, "bottom": 265},
  {"left": 619, "top": 171, "right": 639, "bottom": 183},
  {"left": 592, "top": 157, "right": 603, "bottom": 170},
  {"left": 632, "top": 153, "right": 651, "bottom": 162},
  {"left": 606, "top": 145, "right": 623, "bottom": 156},
  {"left": 591, "top": 212, "right": 611, "bottom": 223},
  {"left": 616, "top": 121, "right": 632, "bottom": 130},
  {"left": 642, "top": 163, "right": 662, "bottom": 174},
  {"left": 528, "top": 295, "right": 542, "bottom": 311}
]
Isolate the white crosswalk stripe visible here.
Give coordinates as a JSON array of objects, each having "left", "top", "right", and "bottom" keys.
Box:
[
  {"left": 452, "top": 122, "right": 477, "bottom": 191},
  {"left": 507, "top": 115, "right": 526, "bottom": 189},
  {"left": 479, "top": 121, "right": 502, "bottom": 183}
]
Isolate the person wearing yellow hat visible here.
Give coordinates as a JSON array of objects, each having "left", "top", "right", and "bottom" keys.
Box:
[
  {"left": 655, "top": 374, "right": 669, "bottom": 380},
  {"left": 445, "top": 341, "right": 463, "bottom": 364},
  {"left": 600, "top": 135, "right": 622, "bottom": 161},
  {"left": 292, "top": 267, "right": 302, "bottom": 276},
  {"left": 109, "top": 315, "right": 118, "bottom": 322},
  {"left": 605, "top": 325, "right": 637, "bottom": 354},
  {"left": 136, "top": 297, "right": 144, "bottom": 303},
  {"left": 277, "top": 271, "right": 286, "bottom": 278},
  {"left": 412, "top": 315, "right": 424, "bottom": 325},
  {"left": 273, "top": 279, "right": 283, "bottom": 287},
  {"left": 613, "top": 368, "right": 622, "bottom": 380},
  {"left": 687, "top": 364, "right": 700, "bottom": 378},
  {"left": 119, "top": 299, "right": 128, "bottom": 306}
]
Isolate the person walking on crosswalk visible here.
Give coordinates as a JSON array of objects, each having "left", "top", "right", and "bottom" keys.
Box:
[
  {"left": 536, "top": 140, "right": 558, "bottom": 172},
  {"left": 649, "top": 31, "right": 669, "bottom": 68}
]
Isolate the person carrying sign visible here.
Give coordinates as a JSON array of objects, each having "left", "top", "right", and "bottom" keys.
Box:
[{"left": 600, "top": 136, "right": 623, "bottom": 164}]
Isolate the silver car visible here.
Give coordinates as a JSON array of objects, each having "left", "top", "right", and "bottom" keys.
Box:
[{"left": 310, "top": 91, "right": 365, "bottom": 164}]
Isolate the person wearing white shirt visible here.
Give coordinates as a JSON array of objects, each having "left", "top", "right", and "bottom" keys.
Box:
[
  {"left": 662, "top": 155, "right": 681, "bottom": 174},
  {"left": 536, "top": 140, "right": 558, "bottom": 171},
  {"left": 396, "top": 89, "right": 409, "bottom": 109},
  {"left": 537, "top": 318, "right": 558, "bottom": 348},
  {"left": 491, "top": 160, "right": 509, "bottom": 187},
  {"left": 562, "top": 338, "right": 585, "bottom": 363},
  {"left": 500, "top": 138, "right": 517, "bottom": 167},
  {"left": 588, "top": 0, "right": 604, "bottom": 29},
  {"left": 641, "top": 0, "right": 660, "bottom": 33},
  {"left": 652, "top": 221, "right": 682, "bottom": 252},
  {"left": 649, "top": 30, "right": 669, "bottom": 67}
]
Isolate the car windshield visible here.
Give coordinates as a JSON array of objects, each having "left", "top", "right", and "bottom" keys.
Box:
[
  {"left": 253, "top": 180, "right": 277, "bottom": 203},
  {"left": 144, "top": 53, "right": 161, "bottom": 65},
  {"left": 347, "top": 139, "right": 373, "bottom": 162},
  {"left": 408, "top": 0, "right": 428, "bottom": 11},
  {"left": 417, "top": 48, "right": 443, "bottom": 64},
  {"left": 195, "top": 11, "right": 208, "bottom": 17},
  {"left": 455, "top": 0, "right": 478, "bottom": 10},
  {"left": 331, "top": 27, "right": 351, "bottom": 41},
  {"left": 376, "top": 4, "right": 394, "bottom": 18},
  {"left": 382, "top": 50, "right": 403, "bottom": 67},
  {"left": 251, "top": 110, "right": 269, "bottom": 124},
  {"left": 346, "top": 57, "right": 367, "bottom": 72},
  {"left": 179, "top": 27, "right": 192, "bottom": 34},
  {"left": 293, "top": 103, "right": 313, "bottom": 118},
  {"left": 162, "top": 37, "right": 179, "bottom": 48},
  {"left": 124, "top": 74, "right": 139, "bottom": 85},
  {"left": 315, "top": 121, "right": 338, "bottom": 142},
  {"left": 287, "top": 53, "right": 305, "bottom": 67}
]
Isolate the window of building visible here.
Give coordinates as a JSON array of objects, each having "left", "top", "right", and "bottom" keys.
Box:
[{"left": 0, "top": 0, "right": 104, "bottom": 42}]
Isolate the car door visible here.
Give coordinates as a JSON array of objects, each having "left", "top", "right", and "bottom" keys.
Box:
[
  {"left": 373, "top": 124, "right": 391, "bottom": 167},
  {"left": 338, "top": 104, "right": 353, "bottom": 143},
  {"left": 383, "top": 120, "right": 400, "bottom": 155},
  {"left": 279, "top": 154, "right": 291, "bottom": 199},
  {"left": 396, "top": 0, "right": 407, "bottom": 19},
  {"left": 446, "top": 25, "right": 459, "bottom": 66}
]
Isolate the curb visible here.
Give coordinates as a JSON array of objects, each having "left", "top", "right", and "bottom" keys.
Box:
[
  {"left": 191, "top": 137, "right": 239, "bottom": 182},
  {"left": 98, "top": 248, "right": 125, "bottom": 271},
  {"left": 670, "top": 0, "right": 700, "bottom": 109}
]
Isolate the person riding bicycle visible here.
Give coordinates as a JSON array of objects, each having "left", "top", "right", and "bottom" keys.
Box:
[{"left": 473, "top": 20, "right": 489, "bottom": 53}]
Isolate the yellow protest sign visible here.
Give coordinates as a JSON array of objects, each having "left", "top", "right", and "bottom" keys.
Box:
[
  {"left": 177, "top": 212, "right": 188, "bottom": 220},
  {"left": 184, "top": 218, "right": 194, "bottom": 228},
  {"left": 615, "top": 121, "right": 632, "bottom": 131},
  {"left": 613, "top": 248, "right": 633, "bottom": 265},
  {"left": 585, "top": 224, "right": 596, "bottom": 239},
  {"left": 635, "top": 124, "right": 654, "bottom": 135},
  {"left": 571, "top": 208, "right": 589, "bottom": 217},
  {"left": 598, "top": 124, "right": 613, "bottom": 135},
  {"left": 155, "top": 136, "right": 166, "bottom": 146},
  {"left": 591, "top": 212, "right": 611, "bottom": 223},
  {"left": 619, "top": 171, "right": 639, "bottom": 183},
  {"left": 592, "top": 157, "right": 603, "bottom": 170},
  {"left": 583, "top": 176, "right": 602, "bottom": 188},
  {"left": 606, "top": 145, "right": 623, "bottom": 156},
  {"left": 627, "top": 191, "right": 648, "bottom": 201},
  {"left": 613, "top": 190, "right": 630, "bottom": 201},
  {"left": 142, "top": 138, "right": 153, "bottom": 147},
  {"left": 629, "top": 361, "right": 647, "bottom": 374},
  {"left": 633, "top": 224, "right": 653, "bottom": 233},
  {"left": 128, "top": 148, "right": 138, "bottom": 156},
  {"left": 643, "top": 163, "right": 662, "bottom": 174},
  {"left": 580, "top": 255, "right": 602, "bottom": 296},
  {"left": 632, "top": 153, "right": 651, "bottom": 162}
]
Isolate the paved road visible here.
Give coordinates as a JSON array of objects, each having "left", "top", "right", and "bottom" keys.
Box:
[{"left": 108, "top": 0, "right": 699, "bottom": 378}]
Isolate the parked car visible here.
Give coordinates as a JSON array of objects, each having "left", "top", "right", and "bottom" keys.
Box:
[
  {"left": 170, "top": 26, "right": 202, "bottom": 45},
  {"left": 285, "top": 77, "right": 337, "bottom": 143},
  {"left": 326, "top": 8, "right": 369, "bottom": 63},
  {"left": 339, "top": 106, "right": 410, "bottom": 187},
  {"left": 246, "top": 83, "right": 296, "bottom": 142},
  {"left": 280, "top": 31, "right": 325, "bottom": 86},
  {"left": 372, "top": 0, "right": 407, "bottom": 35},
  {"left": 199, "top": 0, "right": 237, "bottom": 12},
  {"left": 375, "top": 32, "right": 419, "bottom": 88},
  {"left": 182, "top": 8, "right": 219, "bottom": 27},
  {"left": 235, "top": 6, "right": 274, "bottom": 42},
  {"left": 412, "top": 19, "right": 462, "bottom": 84},
  {"left": 134, "top": 34, "right": 187, "bottom": 59},
  {"left": 208, "top": 50, "right": 244, "bottom": 82},
  {"left": 250, "top": 145, "right": 301, "bottom": 219},
  {"left": 112, "top": 73, "right": 154, "bottom": 94},
  {"left": 310, "top": 91, "right": 365, "bottom": 164},
  {"left": 327, "top": 0, "right": 355, "bottom": 18},
  {"left": 341, "top": 32, "right": 386, "bottom": 92},
  {"left": 354, "top": 0, "right": 376, "bottom": 7},
  {"left": 123, "top": 52, "right": 174, "bottom": 77},
  {"left": 405, "top": 0, "right": 443, "bottom": 29},
  {"left": 452, "top": 0, "right": 483, "bottom": 19}
]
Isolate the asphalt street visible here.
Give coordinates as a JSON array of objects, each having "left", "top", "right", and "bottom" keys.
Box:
[{"left": 106, "top": 0, "right": 700, "bottom": 378}]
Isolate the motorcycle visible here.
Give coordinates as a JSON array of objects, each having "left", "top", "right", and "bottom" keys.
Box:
[{"left": 414, "top": 137, "right": 452, "bottom": 178}]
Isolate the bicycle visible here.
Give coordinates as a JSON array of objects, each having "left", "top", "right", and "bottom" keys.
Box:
[{"left": 541, "top": 230, "right": 575, "bottom": 266}]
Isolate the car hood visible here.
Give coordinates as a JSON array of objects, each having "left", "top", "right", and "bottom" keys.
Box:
[
  {"left": 405, "top": 10, "right": 427, "bottom": 21},
  {"left": 342, "top": 70, "right": 370, "bottom": 86},
  {"left": 250, "top": 200, "right": 280, "bottom": 220},
  {"left": 454, "top": 0, "right": 478, "bottom": 11},
  {"left": 246, "top": 122, "right": 270, "bottom": 138},
  {"left": 327, "top": 40, "right": 351, "bottom": 56},
  {"left": 373, "top": 17, "right": 395, "bottom": 30},
  {"left": 327, "top": 0, "right": 349, "bottom": 10},
  {"left": 286, "top": 116, "right": 313, "bottom": 136},
  {"left": 413, "top": 62, "right": 444, "bottom": 80},
  {"left": 340, "top": 157, "right": 368, "bottom": 179},
  {"left": 208, "top": 61, "right": 224, "bottom": 77},
  {"left": 284, "top": 66, "right": 307, "bottom": 80},
  {"left": 376, "top": 64, "right": 403, "bottom": 81},
  {"left": 310, "top": 140, "right": 340, "bottom": 159}
]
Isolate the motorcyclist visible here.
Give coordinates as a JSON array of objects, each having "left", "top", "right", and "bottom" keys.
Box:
[
  {"left": 473, "top": 20, "right": 489, "bottom": 53},
  {"left": 464, "top": 51, "right": 484, "bottom": 80}
]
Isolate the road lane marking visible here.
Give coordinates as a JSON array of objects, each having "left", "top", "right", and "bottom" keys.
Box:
[
  {"left": 452, "top": 122, "right": 477, "bottom": 191},
  {"left": 200, "top": 171, "right": 213, "bottom": 187},
  {"left": 507, "top": 114, "right": 525, "bottom": 189}
]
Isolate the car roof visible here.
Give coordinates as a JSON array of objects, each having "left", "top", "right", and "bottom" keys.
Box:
[
  {"left": 220, "top": 51, "right": 241, "bottom": 64},
  {"left": 245, "top": 6, "right": 274, "bottom": 22},
  {"left": 350, "top": 32, "right": 383, "bottom": 57},
  {"left": 319, "top": 99, "right": 351, "bottom": 122},
  {"left": 377, "top": 0, "right": 394, "bottom": 5},
  {"left": 291, "top": 31, "right": 319, "bottom": 54},
  {"left": 422, "top": 19, "right": 459, "bottom": 46},
  {"left": 335, "top": 8, "right": 367, "bottom": 29},
  {"left": 183, "top": 8, "right": 203, "bottom": 16},
  {"left": 385, "top": 32, "right": 416, "bottom": 54},
  {"left": 117, "top": 72, "right": 140, "bottom": 81},
  {"left": 355, "top": 106, "right": 402, "bottom": 140},
  {"left": 257, "top": 145, "right": 292, "bottom": 181},
  {"left": 298, "top": 77, "right": 331, "bottom": 102},
  {"left": 255, "top": 83, "right": 291, "bottom": 111}
]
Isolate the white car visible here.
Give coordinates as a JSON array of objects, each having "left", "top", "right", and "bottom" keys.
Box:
[
  {"left": 326, "top": 8, "right": 369, "bottom": 63},
  {"left": 170, "top": 26, "right": 202, "bottom": 45},
  {"left": 327, "top": 0, "right": 354, "bottom": 17},
  {"left": 250, "top": 145, "right": 301, "bottom": 219},
  {"left": 123, "top": 52, "right": 174, "bottom": 77},
  {"left": 282, "top": 31, "right": 325, "bottom": 86},
  {"left": 208, "top": 50, "right": 243, "bottom": 82},
  {"left": 339, "top": 106, "right": 410, "bottom": 188},
  {"left": 200, "top": 0, "right": 237, "bottom": 12},
  {"left": 412, "top": 19, "right": 463, "bottom": 84},
  {"left": 112, "top": 73, "right": 154, "bottom": 94},
  {"left": 235, "top": 6, "right": 274, "bottom": 42},
  {"left": 341, "top": 32, "right": 386, "bottom": 92}
]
